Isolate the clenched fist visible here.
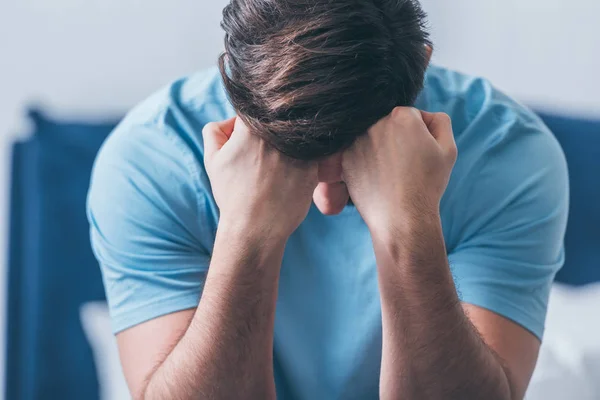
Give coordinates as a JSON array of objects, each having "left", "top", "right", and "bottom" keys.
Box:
[
  {"left": 203, "top": 117, "right": 319, "bottom": 240},
  {"left": 342, "top": 107, "right": 457, "bottom": 233}
]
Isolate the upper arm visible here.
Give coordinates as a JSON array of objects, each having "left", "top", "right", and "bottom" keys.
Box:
[
  {"left": 117, "top": 309, "right": 196, "bottom": 397},
  {"left": 87, "top": 123, "right": 215, "bottom": 395},
  {"left": 463, "top": 303, "right": 540, "bottom": 400},
  {"left": 447, "top": 114, "right": 569, "bottom": 397}
]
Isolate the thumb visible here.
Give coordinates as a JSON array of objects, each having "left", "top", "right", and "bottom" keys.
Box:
[{"left": 202, "top": 117, "right": 236, "bottom": 160}]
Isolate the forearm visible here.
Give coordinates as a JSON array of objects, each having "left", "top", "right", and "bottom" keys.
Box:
[
  {"left": 142, "top": 223, "right": 284, "bottom": 400},
  {"left": 374, "top": 213, "right": 513, "bottom": 400}
]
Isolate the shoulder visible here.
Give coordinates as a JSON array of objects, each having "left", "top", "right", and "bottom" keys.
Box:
[
  {"left": 93, "top": 65, "right": 232, "bottom": 201},
  {"left": 123, "top": 66, "right": 231, "bottom": 125},
  {"left": 88, "top": 67, "right": 229, "bottom": 250},
  {"left": 116, "top": 66, "right": 233, "bottom": 154},
  {"left": 425, "top": 65, "right": 567, "bottom": 192},
  {"left": 423, "top": 65, "right": 550, "bottom": 141}
]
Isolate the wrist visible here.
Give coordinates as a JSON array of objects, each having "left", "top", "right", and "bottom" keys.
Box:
[
  {"left": 370, "top": 208, "right": 443, "bottom": 267},
  {"left": 211, "top": 221, "right": 287, "bottom": 279},
  {"left": 217, "top": 216, "right": 289, "bottom": 254},
  {"left": 369, "top": 207, "right": 440, "bottom": 242}
]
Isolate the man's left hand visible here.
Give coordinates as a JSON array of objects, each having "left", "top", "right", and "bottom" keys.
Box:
[{"left": 342, "top": 107, "right": 457, "bottom": 234}]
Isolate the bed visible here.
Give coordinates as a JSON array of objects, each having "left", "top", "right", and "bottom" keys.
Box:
[{"left": 5, "top": 108, "right": 600, "bottom": 399}]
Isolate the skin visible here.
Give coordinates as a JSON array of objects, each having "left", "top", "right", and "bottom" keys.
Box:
[{"left": 117, "top": 111, "right": 540, "bottom": 400}]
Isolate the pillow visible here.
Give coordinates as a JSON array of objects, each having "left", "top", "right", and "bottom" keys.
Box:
[
  {"left": 80, "top": 302, "right": 131, "bottom": 400},
  {"left": 526, "top": 336, "right": 596, "bottom": 400},
  {"left": 526, "top": 283, "right": 600, "bottom": 399}
]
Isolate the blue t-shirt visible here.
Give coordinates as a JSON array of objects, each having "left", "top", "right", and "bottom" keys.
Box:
[{"left": 87, "top": 65, "right": 568, "bottom": 399}]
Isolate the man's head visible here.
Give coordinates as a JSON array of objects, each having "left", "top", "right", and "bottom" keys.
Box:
[{"left": 219, "top": 0, "right": 432, "bottom": 214}]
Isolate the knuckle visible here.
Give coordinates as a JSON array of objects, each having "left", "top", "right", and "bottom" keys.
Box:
[
  {"left": 389, "top": 107, "right": 422, "bottom": 130},
  {"left": 391, "top": 106, "right": 412, "bottom": 120},
  {"left": 390, "top": 106, "right": 404, "bottom": 118},
  {"left": 437, "top": 112, "right": 452, "bottom": 124},
  {"left": 409, "top": 107, "right": 422, "bottom": 118}
]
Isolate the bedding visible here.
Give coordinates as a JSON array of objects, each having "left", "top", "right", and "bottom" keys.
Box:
[{"left": 525, "top": 283, "right": 600, "bottom": 399}]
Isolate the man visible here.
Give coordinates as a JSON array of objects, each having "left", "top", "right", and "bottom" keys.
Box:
[{"left": 87, "top": 0, "right": 568, "bottom": 399}]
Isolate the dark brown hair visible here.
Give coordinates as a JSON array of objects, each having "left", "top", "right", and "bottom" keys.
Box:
[{"left": 219, "top": 0, "right": 432, "bottom": 160}]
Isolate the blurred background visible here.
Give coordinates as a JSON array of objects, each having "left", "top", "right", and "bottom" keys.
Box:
[{"left": 1, "top": 1, "right": 599, "bottom": 399}]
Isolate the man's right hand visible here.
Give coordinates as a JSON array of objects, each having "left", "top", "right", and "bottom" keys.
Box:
[
  {"left": 123, "top": 117, "right": 312, "bottom": 400},
  {"left": 203, "top": 117, "right": 319, "bottom": 240}
]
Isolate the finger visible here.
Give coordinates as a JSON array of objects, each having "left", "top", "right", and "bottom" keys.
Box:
[
  {"left": 419, "top": 110, "right": 437, "bottom": 131},
  {"left": 386, "top": 107, "right": 426, "bottom": 137},
  {"left": 202, "top": 117, "right": 236, "bottom": 159},
  {"left": 215, "top": 116, "right": 237, "bottom": 139},
  {"left": 420, "top": 111, "right": 456, "bottom": 154},
  {"left": 228, "top": 116, "right": 256, "bottom": 147}
]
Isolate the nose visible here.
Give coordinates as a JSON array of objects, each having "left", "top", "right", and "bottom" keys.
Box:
[{"left": 318, "top": 153, "right": 343, "bottom": 183}]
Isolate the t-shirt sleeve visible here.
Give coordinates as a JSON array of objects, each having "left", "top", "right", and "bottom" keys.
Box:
[
  {"left": 87, "top": 123, "right": 216, "bottom": 333},
  {"left": 448, "top": 115, "right": 569, "bottom": 341}
]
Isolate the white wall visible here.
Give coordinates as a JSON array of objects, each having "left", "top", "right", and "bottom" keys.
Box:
[
  {"left": 0, "top": 0, "right": 598, "bottom": 398},
  {"left": 421, "top": 0, "right": 600, "bottom": 117}
]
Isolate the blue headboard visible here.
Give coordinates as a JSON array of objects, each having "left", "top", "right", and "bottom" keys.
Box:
[
  {"left": 6, "top": 110, "right": 117, "bottom": 400},
  {"left": 4, "top": 108, "right": 599, "bottom": 399},
  {"left": 537, "top": 111, "right": 600, "bottom": 285}
]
